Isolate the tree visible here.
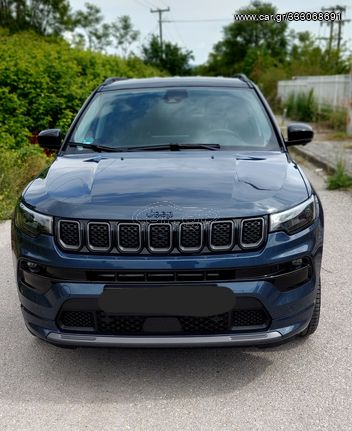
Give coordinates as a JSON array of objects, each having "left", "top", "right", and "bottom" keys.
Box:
[
  {"left": 142, "top": 34, "right": 194, "bottom": 75},
  {"left": 73, "top": 2, "right": 111, "bottom": 51},
  {"left": 0, "top": 0, "right": 73, "bottom": 35},
  {"left": 288, "top": 31, "right": 349, "bottom": 76},
  {"left": 110, "top": 15, "right": 139, "bottom": 58},
  {"left": 205, "top": 1, "right": 288, "bottom": 77}
]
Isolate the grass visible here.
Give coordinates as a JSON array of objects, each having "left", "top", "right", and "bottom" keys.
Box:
[
  {"left": 325, "top": 131, "right": 352, "bottom": 141},
  {"left": 327, "top": 161, "right": 352, "bottom": 190},
  {"left": 284, "top": 92, "right": 348, "bottom": 133},
  {"left": 0, "top": 144, "right": 50, "bottom": 220},
  {"left": 285, "top": 90, "right": 317, "bottom": 122}
]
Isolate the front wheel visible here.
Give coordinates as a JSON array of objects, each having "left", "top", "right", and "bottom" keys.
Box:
[{"left": 299, "top": 278, "right": 321, "bottom": 337}]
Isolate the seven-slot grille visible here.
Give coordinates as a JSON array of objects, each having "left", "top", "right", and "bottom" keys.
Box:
[{"left": 56, "top": 218, "right": 266, "bottom": 254}]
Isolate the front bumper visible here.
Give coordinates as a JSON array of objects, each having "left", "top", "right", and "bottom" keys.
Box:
[
  {"left": 45, "top": 331, "right": 283, "bottom": 347},
  {"left": 12, "top": 219, "right": 323, "bottom": 347}
]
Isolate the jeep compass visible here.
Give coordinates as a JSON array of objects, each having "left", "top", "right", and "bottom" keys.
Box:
[{"left": 11, "top": 76, "right": 323, "bottom": 347}]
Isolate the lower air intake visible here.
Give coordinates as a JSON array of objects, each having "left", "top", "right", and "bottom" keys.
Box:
[{"left": 58, "top": 308, "right": 270, "bottom": 335}]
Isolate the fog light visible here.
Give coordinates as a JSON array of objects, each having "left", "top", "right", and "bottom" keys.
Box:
[
  {"left": 26, "top": 261, "right": 41, "bottom": 273},
  {"left": 292, "top": 259, "right": 303, "bottom": 267}
]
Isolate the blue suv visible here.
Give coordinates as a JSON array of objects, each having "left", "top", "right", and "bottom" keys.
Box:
[{"left": 12, "top": 76, "right": 323, "bottom": 347}]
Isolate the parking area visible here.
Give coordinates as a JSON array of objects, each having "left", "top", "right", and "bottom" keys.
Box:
[{"left": 0, "top": 161, "right": 351, "bottom": 431}]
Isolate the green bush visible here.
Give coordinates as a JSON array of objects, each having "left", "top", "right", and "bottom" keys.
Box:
[
  {"left": 315, "top": 106, "right": 347, "bottom": 132},
  {"left": 285, "top": 89, "right": 317, "bottom": 122},
  {"left": 0, "top": 134, "right": 50, "bottom": 219},
  {"left": 327, "top": 161, "right": 352, "bottom": 190},
  {"left": 285, "top": 91, "right": 347, "bottom": 132},
  {"left": 326, "top": 110, "right": 347, "bottom": 132},
  {"left": 0, "top": 31, "right": 163, "bottom": 219}
]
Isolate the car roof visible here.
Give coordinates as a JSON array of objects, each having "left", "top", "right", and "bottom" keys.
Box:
[{"left": 99, "top": 76, "right": 250, "bottom": 91}]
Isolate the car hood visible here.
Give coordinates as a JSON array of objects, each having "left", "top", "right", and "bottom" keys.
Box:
[{"left": 24, "top": 151, "right": 309, "bottom": 220}]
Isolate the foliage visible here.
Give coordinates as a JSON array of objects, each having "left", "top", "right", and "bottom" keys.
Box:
[
  {"left": 0, "top": 31, "right": 162, "bottom": 219},
  {"left": 285, "top": 90, "right": 317, "bottom": 122},
  {"left": 72, "top": 2, "right": 111, "bottom": 51},
  {"left": 0, "top": 133, "right": 49, "bottom": 219},
  {"left": 246, "top": 50, "right": 288, "bottom": 107},
  {"left": 142, "top": 34, "right": 194, "bottom": 76},
  {"left": 288, "top": 31, "right": 350, "bottom": 77},
  {"left": 110, "top": 16, "right": 140, "bottom": 58},
  {"left": 325, "top": 110, "right": 347, "bottom": 132},
  {"left": 205, "top": 1, "right": 288, "bottom": 77},
  {"left": 0, "top": 0, "right": 73, "bottom": 35},
  {"left": 284, "top": 92, "right": 347, "bottom": 131},
  {"left": 0, "top": 2, "right": 141, "bottom": 57},
  {"left": 312, "top": 106, "right": 346, "bottom": 132},
  {"left": 0, "top": 31, "right": 161, "bottom": 135},
  {"left": 203, "top": 1, "right": 351, "bottom": 104},
  {"left": 71, "top": 5, "right": 140, "bottom": 55},
  {"left": 327, "top": 161, "right": 352, "bottom": 190},
  {"left": 327, "top": 131, "right": 350, "bottom": 141}
]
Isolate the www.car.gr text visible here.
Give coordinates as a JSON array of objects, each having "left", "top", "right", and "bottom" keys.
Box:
[{"left": 233, "top": 11, "right": 341, "bottom": 23}]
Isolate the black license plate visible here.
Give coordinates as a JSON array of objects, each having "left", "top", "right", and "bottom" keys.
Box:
[{"left": 98, "top": 285, "right": 236, "bottom": 317}]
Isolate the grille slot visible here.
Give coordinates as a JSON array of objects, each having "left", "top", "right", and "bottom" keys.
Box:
[
  {"left": 180, "top": 313, "right": 229, "bottom": 333},
  {"left": 60, "top": 310, "right": 94, "bottom": 329},
  {"left": 87, "top": 222, "right": 111, "bottom": 251},
  {"left": 240, "top": 218, "right": 265, "bottom": 248},
  {"left": 58, "top": 220, "right": 81, "bottom": 250},
  {"left": 96, "top": 312, "right": 144, "bottom": 334},
  {"left": 118, "top": 223, "right": 141, "bottom": 252},
  {"left": 231, "top": 309, "right": 268, "bottom": 328},
  {"left": 210, "top": 221, "right": 234, "bottom": 250},
  {"left": 148, "top": 223, "right": 172, "bottom": 252},
  {"left": 179, "top": 222, "right": 202, "bottom": 251}
]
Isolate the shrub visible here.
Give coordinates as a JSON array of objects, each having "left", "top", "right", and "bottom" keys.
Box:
[
  {"left": 0, "top": 31, "right": 163, "bottom": 219},
  {"left": 327, "top": 161, "right": 352, "bottom": 190},
  {"left": 285, "top": 89, "right": 317, "bottom": 122},
  {"left": 285, "top": 91, "right": 347, "bottom": 132},
  {"left": 326, "top": 110, "right": 347, "bottom": 132},
  {"left": 0, "top": 32, "right": 162, "bottom": 140},
  {"left": 0, "top": 136, "right": 50, "bottom": 219}
]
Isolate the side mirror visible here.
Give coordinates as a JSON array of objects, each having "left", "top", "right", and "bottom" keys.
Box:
[
  {"left": 38, "top": 129, "right": 62, "bottom": 152},
  {"left": 286, "top": 123, "right": 314, "bottom": 146}
]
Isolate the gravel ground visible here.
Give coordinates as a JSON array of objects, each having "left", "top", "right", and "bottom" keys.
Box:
[{"left": 0, "top": 161, "right": 351, "bottom": 431}]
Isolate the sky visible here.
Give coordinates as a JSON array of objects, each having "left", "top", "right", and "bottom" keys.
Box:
[{"left": 70, "top": 0, "right": 352, "bottom": 64}]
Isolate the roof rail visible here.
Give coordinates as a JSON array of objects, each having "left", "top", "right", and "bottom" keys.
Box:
[
  {"left": 102, "top": 77, "right": 128, "bottom": 86},
  {"left": 232, "top": 74, "right": 253, "bottom": 86}
]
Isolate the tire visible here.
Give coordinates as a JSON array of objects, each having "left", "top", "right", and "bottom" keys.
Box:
[{"left": 299, "top": 278, "right": 321, "bottom": 337}]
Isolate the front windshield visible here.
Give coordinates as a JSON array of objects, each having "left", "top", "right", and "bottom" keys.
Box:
[{"left": 70, "top": 87, "right": 280, "bottom": 150}]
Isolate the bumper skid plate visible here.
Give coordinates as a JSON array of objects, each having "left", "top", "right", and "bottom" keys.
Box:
[{"left": 47, "top": 331, "right": 282, "bottom": 347}]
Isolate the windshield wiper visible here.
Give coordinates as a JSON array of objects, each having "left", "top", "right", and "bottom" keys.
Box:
[
  {"left": 68, "top": 142, "right": 124, "bottom": 152},
  {"left": 68, "top": 142, "right": 221, "bottom": 153},
  {"left": 125, "top": 143, "right": 221, "bottom": 152}
]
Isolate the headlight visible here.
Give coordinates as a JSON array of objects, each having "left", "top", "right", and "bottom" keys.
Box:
[
  {"left": 270, "top": 195, "right": 318, "bottom": 234},
  {"left": 15, "top": 202, "right": 53, "bottom": 237}
]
